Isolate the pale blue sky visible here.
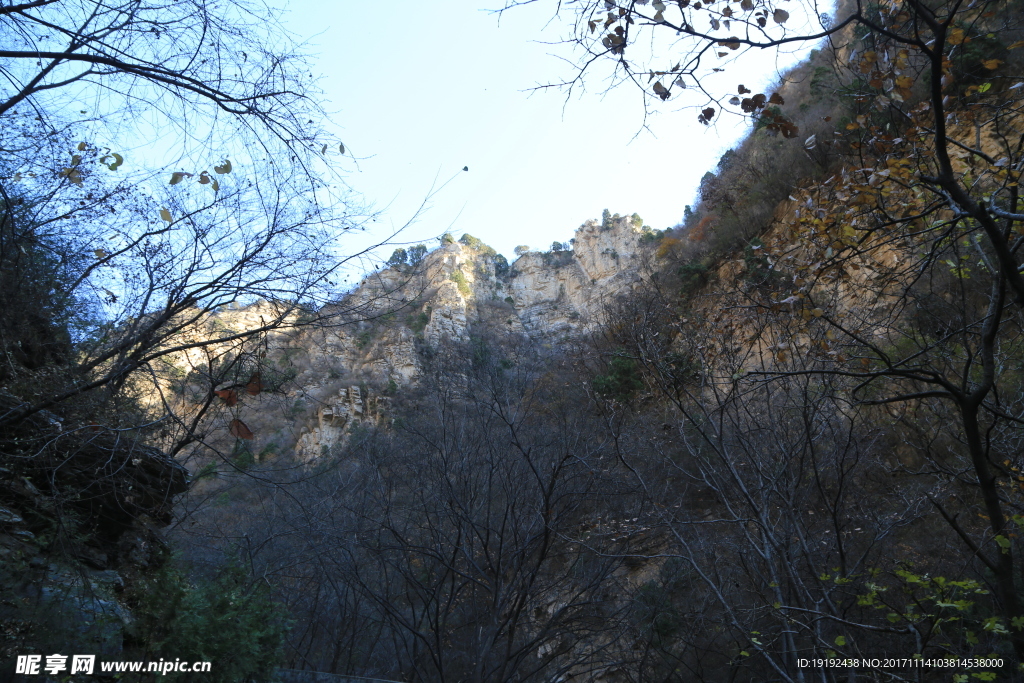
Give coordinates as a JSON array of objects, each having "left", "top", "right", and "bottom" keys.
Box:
[{"left": 280, "top": 1, "right": 819, "bottom": 262}]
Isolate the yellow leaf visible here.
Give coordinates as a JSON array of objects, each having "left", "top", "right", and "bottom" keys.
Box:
[
  {"left": 1008, "top": 40, "right": 1024, "bottom": 50},
  {"left": 60, "top": 168, "right": 83, "bottom": 186},
  {"left": 948, "top": 28, "right": 966, "bottom": 45},
  {"left": 812, "top": 308, "right": 824, "bottom": 317},
  {"left": 101, "top": 153, "right": 124, "bottom": 171},
  {"left": 982, "top": 59, "right": 1002, "bottom": 70}
]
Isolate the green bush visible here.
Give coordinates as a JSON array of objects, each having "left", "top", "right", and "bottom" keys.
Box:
[
  {"left": 593, "top": 355, "right": 644, "bottom": 400},
  {"left": 449, "top": 269, "right": 471, "bottom": 296},
  {"left": 677, "top": 262, "right": 709, "bottom": 296},
  {"left": 128, "top": 559, "right": 289, "bottom": 683},
  {"left": 406, "top": 307, "right": 431, "bottom": 335}
]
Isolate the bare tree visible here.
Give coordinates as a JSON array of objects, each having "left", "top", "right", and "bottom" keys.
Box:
[{"left": 180, "top": 332, "right": 645, "bottom": 682}]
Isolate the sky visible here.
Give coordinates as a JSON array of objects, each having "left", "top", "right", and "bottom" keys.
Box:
[{"left": 279, "top": 1, "right": 822, "bottom": 263}]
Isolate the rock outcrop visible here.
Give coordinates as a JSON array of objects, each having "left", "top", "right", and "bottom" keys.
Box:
[
  {"left": 0, "top": 390, "right": 189, "bottom": 666},
  {"left": 274, "top": 216, "right": 653, "bottom": 459}
]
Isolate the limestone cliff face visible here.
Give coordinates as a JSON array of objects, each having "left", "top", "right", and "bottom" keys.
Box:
[
  {"left": 509, "top": 217, "right": 651, "bottom": 335},
  {"left": 312, "top": 214, "right": 651, "bottom": 381},
  {"left": 277, "top": 216, "right": 652, "bottom": 461}
]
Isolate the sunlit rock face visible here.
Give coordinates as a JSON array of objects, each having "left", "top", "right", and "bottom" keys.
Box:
[
  {"left": 508, "top": 217, "right": 650, "bottom": 335},
  {"left": 320, "top": 216, "right": 651, "bottom": 379},
  {"left": 215, "top": 218, "right": 654, "bottom": 462}
]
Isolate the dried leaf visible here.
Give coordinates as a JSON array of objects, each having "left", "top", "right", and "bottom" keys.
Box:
[
  {"left": 245, "top": 374, "right": 263, "bottom": 396},
  {"left": 772, "top": 8, "right": 789, "bottom": 23},
  {"left": 982, "top": 59, "right": 1002, "bottom": 70},
  {"left": 169, "top": 171, "right": 191, "bottom": 185},
  {"left": 229, "top": 419, "right": 254, "bottom": 440},
  {"left": 215, "top": 389, "right": 239, "bottom": 406},
  {"left": 740, "top": 0, "right": 753, "bottom": 10},
  {"left": 159, "top": 208, "right": 172, "bottom": 222},
  {"left": 214, "top": 159, "right": 232, "bottom": 174},
  {"left": 768, "top": 92, "right": 784, "bottom": 105},
  {"left": 101, "top": 153, "right": 124, "bottom": 171},
  {"left": 61, "top": 168, "right": 83, "bottom": 186}
]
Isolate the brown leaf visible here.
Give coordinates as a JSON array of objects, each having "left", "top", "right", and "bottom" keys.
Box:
[
  {"left": 738, "top": 84, "right": 751, "bottom": 94},
  {"left": 246, "top": 374, "right": 263, "bottom": 396},
  {"left": 772, "top": 8, "right": 789, "bottom": 23},
  {"left": 214, "top": 389, "right": 238, "bottom": 407},
  {"left": 768, "top": 92, "right": 784, "bottom": 105},
  {"left": 229, "top": 419, "right": 254, "bottom": 440}
]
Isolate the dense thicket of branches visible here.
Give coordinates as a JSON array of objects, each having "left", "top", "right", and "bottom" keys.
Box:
[{"left": 0, "top": 2, "right": 382, "bottom": 678}]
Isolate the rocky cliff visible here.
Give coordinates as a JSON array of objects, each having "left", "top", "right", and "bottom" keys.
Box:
[{"left": 214, "top": 214, "right": 656, "bottom": 462}]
